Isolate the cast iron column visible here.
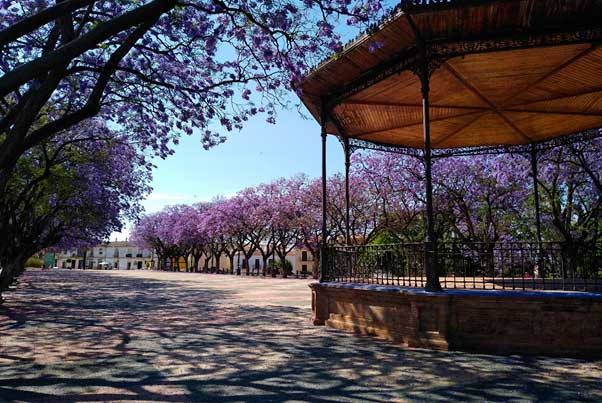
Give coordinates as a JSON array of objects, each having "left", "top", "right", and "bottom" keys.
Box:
[
  {"left": 319, "top": 114, "right": 328, "bottom": 282},
  {"left": 344, "top": 137, "right": 351, "bottom": 245},
  {"left": 420, "top": 61, "right": 442, "bottom": 292},
  {"left": 530, "top": 144, "right": 544, "bottom": 276}
]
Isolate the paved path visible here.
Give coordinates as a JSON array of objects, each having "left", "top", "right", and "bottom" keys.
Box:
[{"left": 1, "top": 270, "right": 601, "bottom": 403}]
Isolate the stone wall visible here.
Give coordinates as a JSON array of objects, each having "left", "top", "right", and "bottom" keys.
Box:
[{"left": 310, "top": 282, "right": 602, "bottom": 357}]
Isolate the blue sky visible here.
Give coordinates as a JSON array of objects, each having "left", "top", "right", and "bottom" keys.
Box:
[
  {"left": 110, "top": 6, "right": 399, "bottom": 241},
  {"left": 112, "top": 96, "right": 346, "bottom": 241}
]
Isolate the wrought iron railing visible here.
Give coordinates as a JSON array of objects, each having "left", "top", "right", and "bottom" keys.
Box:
[{"left": 323, "top": 242, "right": 602, "bottom": 292}]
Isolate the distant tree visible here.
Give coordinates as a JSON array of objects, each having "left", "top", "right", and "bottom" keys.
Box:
[
  {"left": 296, "top": 178, "right": 325, "bottom": 278},
  {"left": 537, "top": 137, "right": 602, "bottom": 267},
  {"left": 253, "top": 182, "right": 280, "bottom": 275},
  {"left": 327, "top": 172, "right": 381, "bottom": 245},
  {"left": 168, "top": 204, "right": 210, "bottom": 272},
  {"left": 434, "top": 154, "right": 530, "bottom": 244},
  {"left": 269, "top": 177, "right": 305, "bottom": 278},
  {"left": 352, "top": 152, "right": 424, "bottom": 242},
  {"left": 199, "top": 198, "right": 238, "bottom": 274},
  {"left": 131, "top": 211, "right": 173, "bottom": 270},
  {"left": 219, "top": 192, "right": 263, "bottom": 275}
]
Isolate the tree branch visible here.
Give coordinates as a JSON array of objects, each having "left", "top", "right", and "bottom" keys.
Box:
[
  {"left": 0, "top": 0, "right": 94, "bottom": 48},
  {"left": 0, "top": 0, "right": 176, "bottom": 97}
]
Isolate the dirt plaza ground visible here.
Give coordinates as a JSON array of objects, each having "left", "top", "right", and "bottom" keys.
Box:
[{"left": 1, "top": 270, "right": 601, "bottom": 403}]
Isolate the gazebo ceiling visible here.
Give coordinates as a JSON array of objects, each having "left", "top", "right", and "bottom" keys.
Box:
[{"left": 299, "top": 0, "right": 602, "bottom": 149}]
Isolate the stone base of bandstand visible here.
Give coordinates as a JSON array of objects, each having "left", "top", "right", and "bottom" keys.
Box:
[{"left": 310, "top": 282, "right": 602, "bottom": 357}]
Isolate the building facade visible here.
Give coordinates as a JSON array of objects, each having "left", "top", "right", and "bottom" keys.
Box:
[
  {"left": 55, "top": 243, "right": 314, "bottom": 275},
  {"left": 212, "top": 247, "right": 315, "bottom": 276},
  {"left": 55, "top": 241, "right": 156, "bottom": 270}
]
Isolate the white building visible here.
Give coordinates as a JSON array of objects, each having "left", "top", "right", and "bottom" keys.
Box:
[
  {"left": 56, "top": 242, "right": 314, "bottom": 275},
  {"left": 56, "top": 241, "right": 156, "bottom": 270}
]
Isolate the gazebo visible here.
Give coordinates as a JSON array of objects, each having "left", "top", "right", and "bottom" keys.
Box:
[{"left": 301, "top": 0, "right": 602, "bottom": 356}]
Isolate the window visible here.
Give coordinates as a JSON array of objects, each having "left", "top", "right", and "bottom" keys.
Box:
[
  {"left": 302, "top": 264, "right": 308, "bottom": 273},
  {"left": 301, "top": 251, "right": 308, "bottom": 261}
]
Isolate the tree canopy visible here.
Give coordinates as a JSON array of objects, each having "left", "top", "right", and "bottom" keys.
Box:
[
  {"left": 0, "top": 119, "right": 151, "bottom": 292},
  {"left": 0, "top": 0, "right": 387, "bottom": 176}
]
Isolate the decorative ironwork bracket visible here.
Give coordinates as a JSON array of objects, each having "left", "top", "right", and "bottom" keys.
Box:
[
  {"left": 336, "top": 135, "right": 359, "bottom": 155},
  {"left": 348, "top": 129, "right": 602, "bottom": 158},
  {"left": 409, "top": 50, "right": 445, "bottom": 82},
  {"left": 348, "top": 138, "right": 424, "bottom": 158}
]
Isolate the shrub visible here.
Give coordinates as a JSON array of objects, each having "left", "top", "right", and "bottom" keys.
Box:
[
  {"left": 268, "top": 259, "right": 293, "bottom": 274},
  {"left": 25, "top": 257, "right": 44, "bottom": 268}
]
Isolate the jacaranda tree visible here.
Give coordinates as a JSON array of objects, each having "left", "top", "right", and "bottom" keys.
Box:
[
  {"left": 0, "top": 120, "right": 150, "bottom": 296},
  {"left": 0, "top": 0, "right": 387, "bottom": 180},
  {"left": 537, "top": 138, "right": 602, "bottom": 260}
]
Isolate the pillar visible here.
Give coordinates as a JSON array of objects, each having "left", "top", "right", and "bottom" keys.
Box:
[
  {"left": 344, "top": 137, "right": 351, "bottom": 245},
  {"left": 319, "top": 107, "right": 328, "bottom": 282},
  {"left": 530, "top": 144, "right": 544, "bottom": 276},
  {"left": 420, "top": 61, "right": 442, "bottom": 292}
]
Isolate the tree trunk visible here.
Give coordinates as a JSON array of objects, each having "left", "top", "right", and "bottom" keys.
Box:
[
  {"left": 214, "top": 251, "right": 222, "bottom": 273},
  {"left": 184, "top": 255, "right": 191, "bottom": 272},
  {"left": 262, "top": 256, "right": 269, "bottom": 277},
  {"left": 228, "top": 255, "right": 234, "bottom": 274},
  {"left": 310, "top": 251, "right": 319, "bottom": 279},
  {"left": 280, "top": 256, "right": 288, "bottom": 279},
  {"left": 271, "top": 255, "right": 277, "bottom": 278},
  {"left": 193, "top": 254, "right": 201, "bottom": 273},
  {"left": 0, "top": 255, "right": 27, "bottom": 291},
  {"left": 244, "top": 255, "right": 251, "bottom": 276}
]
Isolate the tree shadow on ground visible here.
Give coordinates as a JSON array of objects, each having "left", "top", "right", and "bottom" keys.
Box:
[{"left": 1, "top": 270, "right": 601, "bottom": 403}]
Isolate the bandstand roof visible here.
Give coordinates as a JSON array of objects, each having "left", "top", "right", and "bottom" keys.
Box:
[{"left": 299, "top": 0, "right": 602, "bottom": 150}]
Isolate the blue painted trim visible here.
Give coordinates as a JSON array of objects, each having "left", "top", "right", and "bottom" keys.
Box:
[{"left": 314, "top": 282, "right": 602, "bottom": 299}]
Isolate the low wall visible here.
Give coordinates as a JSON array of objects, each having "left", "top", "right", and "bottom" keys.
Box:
[{"left": 310, "top": 282, "right": 602, "bottom": 357}]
